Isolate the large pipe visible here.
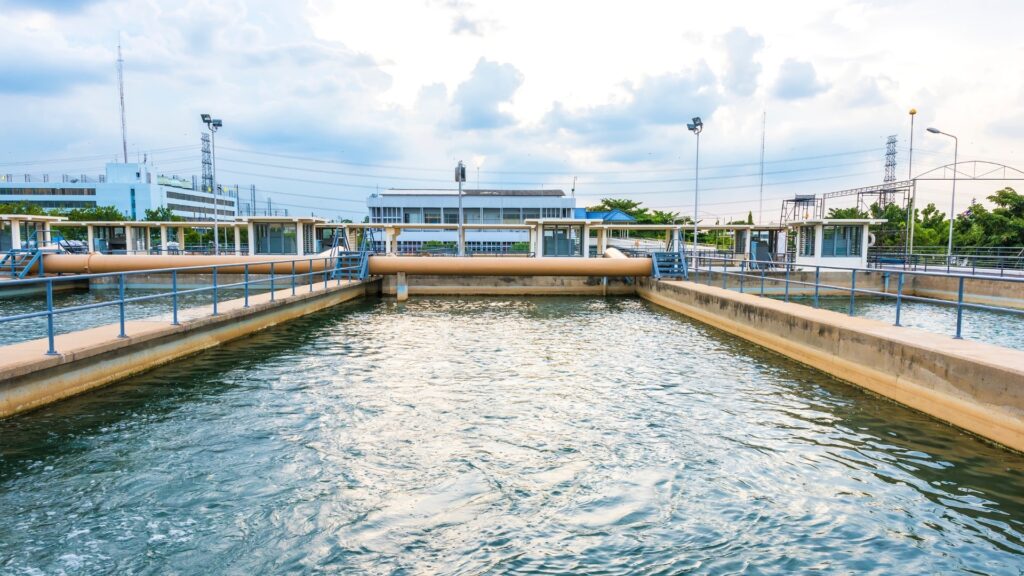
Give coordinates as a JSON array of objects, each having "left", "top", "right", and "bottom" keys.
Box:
[
  {"left": 40, "top": 252, "right": 653, "bottom": 277},
  {"left": 41, "top": 253, "right": 334, "bottom": 275},
  {"left": 368, "top": 255, "right": 651, "bottom": 276}
]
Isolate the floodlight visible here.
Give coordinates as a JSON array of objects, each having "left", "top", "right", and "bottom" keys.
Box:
[
  {"left": 926, "top": 127, "right": 941, "bottom": 134},
  {"left": 201, "top": 113, "right": 212, "bottom": 123}
]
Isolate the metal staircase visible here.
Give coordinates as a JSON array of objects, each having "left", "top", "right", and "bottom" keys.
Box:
[
  {"left": 1, "top": 249, "right": 42, "bottom": 279},
  {"left": 331, "top": 251, "right": 370, "bottom": 281},
  {"left": 652, "top": 251, "right": 688, "bottom": 280}
]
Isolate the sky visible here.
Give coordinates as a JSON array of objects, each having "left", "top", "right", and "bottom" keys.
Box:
[{"left": 1, "top": 0, "right": 1023, "bottom": 223}]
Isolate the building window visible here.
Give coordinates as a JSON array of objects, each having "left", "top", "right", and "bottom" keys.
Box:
[
  {"left": 424, "top": 207, "right": 441, "bottom": 224},
  {"left": 0, "top": 187, "right": 96, "bottom": 196},
  {"left": 403, "top": 207, "right": 423, "bottom": 224},
  {"left": 523, "top": 208, "right": 540, "bottom": 220},
  {"left": 542, "top": 208, "right": 561, "bottom": 218},
  {"left": 482, "top": 208, "right": 500, "bottom": 224},
  {"left": 443, "top": 207, "right": 459, "bottom": 224},
  {"left": 799, "top": 226, "right": 816, "bottom": 256},
  {"left": 465, "top": 208, "right": 481, "bottom": 223},
  {"left": 822, "top": 225, "right": 862, "bottom": 257},
  {"left": 502, "top": 208, "right": 522, "bottom": 224}
]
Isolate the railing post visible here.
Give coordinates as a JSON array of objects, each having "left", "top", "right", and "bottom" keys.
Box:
[
  {"left": 292, "top": 260, "right": 297, "bottom": 295},
  {"left": 323, "top": 258, "right": 329, "bottom": 290},
  {"left": 45, "top": 280, "right": 57, "bottom": 355},
  {"left": 784, "top": 263, "right": 790, "bottom": 302},
  {"left": 309, "top": 259, "right": 314, "bottom": 292},
  {"left": 212, "top": 268, "right": 219, "bottom": 316},
  {"left": 955, "top": 276, "right": 965, "bottom": 339},
  {"left": 118, "top": 273, "right": 127, "bottom": 337},
  {"left": 813, "top": 267, "right": 820, "bottom": 308},
  {"left": 722, "top": 259, "right": 727, "bottom": 289},
  {"left": 894, "top": 272, "right": 904, "bottom": 327},
  {"left": 739, "top": 260, "right": 745, "bottom": 293},
  {"left": 270, "top": 264, "right": 275, "bottom": 302},
  {"left": 848, "top": 269, "right": 856, "bottom": 316},
  {"left": 759, "top": 268, "right": 765, "bottom": 296},
  {"left": 244, "top": 264, "right": 250, "bottom": 308},
  {"left": 171, "top": 270, "right": 179, "bottom": 325}
]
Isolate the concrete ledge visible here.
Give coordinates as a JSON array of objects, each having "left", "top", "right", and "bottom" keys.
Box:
[
  {"left": 0, "top": 277, "right": 380, "bottom": 418},
  {"left": 381, "top": 274, "right": 636, "bottom": 296},
  {"left": 637, "top": 277, "right": 1024, "bottom": 452}
]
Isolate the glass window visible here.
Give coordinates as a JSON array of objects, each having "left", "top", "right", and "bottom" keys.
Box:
[
  {"left": 502, "top": 208, "right": 522, "bottom": 224},
  {"left": 465, "top": 208, "right": 481, "bottom": 223},
  {"left": 799, "top": 226, "right": 815, "bottom": 256},
  {"left": 542, "top": 208, "right": 561, "bottom": 218},
  {"left": 403, "top": 208, "right": 423, "bottom": 224},
  {"left": 822, "top": 225, "right": 862, "bottom": 257},
  {"left": 523, "top": 208, "right": 540, "bottom": 220},
  {"left": 424, "top": 208, "right": 441, "bottom": 224},
  {"left": 482, "top": 208, "right": 501, "bottom": 224},
  {"left": 443, "top": 208, "right": 459, "bottom": 224}
]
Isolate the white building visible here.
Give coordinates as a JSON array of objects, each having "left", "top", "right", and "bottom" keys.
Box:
[
  {"left": 367, "top": 189, "right": 575, "bottom": 253},
  {"left": 790, "top": 218, "right": 885, "bottom": 268},
  {"left": 0, "top": 162, "right": 236, "bottom": 221}
]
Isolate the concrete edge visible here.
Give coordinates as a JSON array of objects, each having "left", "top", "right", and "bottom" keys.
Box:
[{"left": 636, "top": 278, "right": 1024, "bottom": 453}]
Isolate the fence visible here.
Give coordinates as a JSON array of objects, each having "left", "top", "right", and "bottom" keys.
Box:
[
  {"left": 682, "top": 254, "right": 1024, "bottom": 342},
  {"left": 0, "top": 254, "right": 368, "bottom": 356}
]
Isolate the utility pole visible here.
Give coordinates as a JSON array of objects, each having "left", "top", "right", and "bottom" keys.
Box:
[
  {"left": 758, "top": 110, "right": 766, "bottom": 225},
  {"left": 116, "top": 38, "right": 128, "bottom": 164},
  {"left": 201, "top": 114, "right": 223, "bottom": 254}
]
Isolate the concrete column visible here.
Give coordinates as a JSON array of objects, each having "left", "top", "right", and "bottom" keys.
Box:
[
  {"left": 247, "top": 222, "right": 256, "bottom": 255},
  {"left": 458, "top": 227, "right": 466, "bottom": 256},
  {"left": 233, "top": 226, "right": 241, "bottom": 255},
  {"left": 814, "top": 224, "right": 823, "bottom": 259},
  {"left": 664, "top": 229, "right": 672, "bottom": 250},
  {"left": 159, "top": 225, "right": 168, "bottom": 254},
  {"left": 536, "top": 222, "right": 544, "bottom": 259},
  {"left": 296, "top": 223, "right": 304, "bottom": 256},
  {"left": 10, "top": 219, "right": 21, "bottom": 249},
  {"left": 597, "top": 228, "right": 607, "bottom": 255},
  {"left": 860, "top": 224, "right": 871, "bottom": 268},
  {"left": 86, "top": 225, "right": 95, "bottom": 253},
  {"left": 43, "top": 223, "right": 52, "bottom": 247},
  {"left": 396, "top": 271, "right": 408, "bottom": 301},
  {"left": 176, "top": 227, "right": 185, "bottom": 249},
  {"left": 125, "top": 226, "right": 134, "bottom": 254},
  {"left": 582, "top": 224, "right": 591, "bottom": 258}
]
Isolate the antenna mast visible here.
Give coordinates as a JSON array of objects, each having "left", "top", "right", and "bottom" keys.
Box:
[{"left": 117, "top": 38, "right": 128, "bottom": 164}]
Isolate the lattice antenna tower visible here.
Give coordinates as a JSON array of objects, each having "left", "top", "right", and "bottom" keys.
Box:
[
  {"left": 201, "top": 133, "right": 214, "bottom": 195},
  {"left": 116, "top": 37, "right": 128, "bottom": 164},
  {"left": 884, "top": 135, "right": 897, "bottom": 184}
]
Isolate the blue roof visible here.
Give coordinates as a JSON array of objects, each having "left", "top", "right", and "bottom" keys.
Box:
[{"left": 585, "top": 209, "right": 637, "bottom": 222}]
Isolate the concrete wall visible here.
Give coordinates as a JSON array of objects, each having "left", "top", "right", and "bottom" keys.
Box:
[
  {"left": 381, "top": 274, "right": 636, "bottom": 296},
  {"left": 636, "top": 277, "right": 1024, "bottom": 452},
  {"left": 0, "top": 278, "right": 380, "bottom": 418}
]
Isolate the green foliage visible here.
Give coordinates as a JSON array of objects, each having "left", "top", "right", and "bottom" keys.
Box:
[
  {"left": 58, "top": 206, "right": 129, "bottom": 221},
  {"left": 0, "top": 202, "right": 47, "bottom": 215},
  {"left": 827, "top": 207, "right": 868, "bottom": 219},
  {"left": 144, "top": 206, "right": 184, "bottom": 222},
  {"left": 510, "top": 241, "right": 530, "bottom": 253}
]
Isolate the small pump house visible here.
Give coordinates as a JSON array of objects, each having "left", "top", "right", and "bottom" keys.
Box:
[{"left": 790, "top": 218, "right": 885, "bottom": 269}]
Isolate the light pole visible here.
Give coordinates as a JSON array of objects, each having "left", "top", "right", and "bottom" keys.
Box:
[
  {"left": 687, "top": 116, "right": 703, "bottom": 254},
  {"left": 906, "top": 108, "right": 917, "bottom": 257},
  {"left": 201, "top": 114, "right": 223, "bottom": 254},
  {"left": 926, "top": 127, "right": 958, "bottom": 260},
  {"left": 455, "top": 160, "right": 466, "bottom": 256}
]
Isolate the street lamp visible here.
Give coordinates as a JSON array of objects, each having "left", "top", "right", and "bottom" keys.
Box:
[
  {"left": 201, "top": 114, "right": 224, "bottom": 255},
  {"left": 926, "top": 126, "right": 958, "bottom": 261},
  {"left": 455, "top": 160, "right": 466, "bottom": 256},
  {"left": 687, "top": 116, "right": 703, "bottom": 254}
]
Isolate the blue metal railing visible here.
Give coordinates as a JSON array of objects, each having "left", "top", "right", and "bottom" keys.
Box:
[
  {"left": 684, "top": 254, "right": 1024, "bottom": 342},
  {"left": 652, "top": 252, "right": 688, "bottom": 280},
  {"left": 0, "top": 254, "right": 373, "bottom": 356}
]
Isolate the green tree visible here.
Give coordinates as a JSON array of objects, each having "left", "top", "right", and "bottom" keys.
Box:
[
  {"left": 0, "top": 202, "right": 47, "bottom": 215},
  {"left": 144, "top": 206, "right": 184, "bottom": 222}
]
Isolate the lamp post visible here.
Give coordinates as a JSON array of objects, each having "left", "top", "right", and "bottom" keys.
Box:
[
  {"left": 906, "top": 108, "right": 917, "bottom": 257},
  {"left": 926, "top": 127, "right": 958, "bottom": 261},
  {"left": 687, "top": 116, "right": 703, "bottom": 255},
  {"left": 201, "top": 114, "right": 223, "bottom": 255},
  {"left": 455, "top": 160, "right": 466, "bottom": 256}
]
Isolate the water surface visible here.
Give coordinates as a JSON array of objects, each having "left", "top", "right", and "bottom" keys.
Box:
[{"left": 2, "top": 296, "right": 1023, "bottom": 574}]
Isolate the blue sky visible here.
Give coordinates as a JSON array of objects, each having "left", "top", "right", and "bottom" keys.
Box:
[{"left": 1, "top": 0, "right": 1022, "bottom": 222}]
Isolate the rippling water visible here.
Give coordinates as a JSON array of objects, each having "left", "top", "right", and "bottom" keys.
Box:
[{"left": 2, "top": 296, "right": 1023, "bottom": 574}]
